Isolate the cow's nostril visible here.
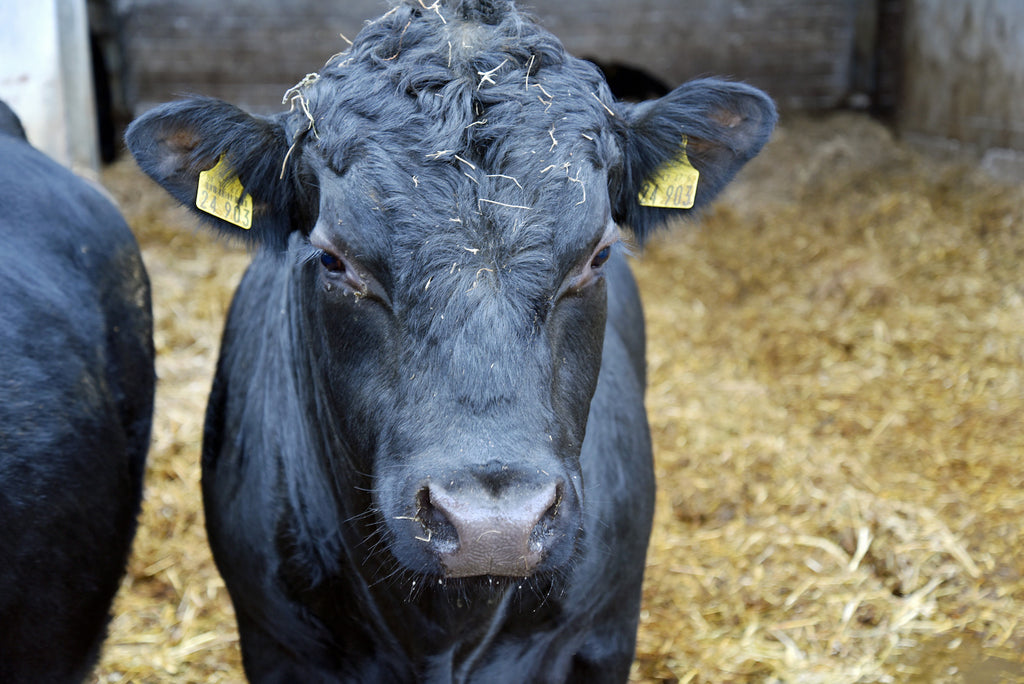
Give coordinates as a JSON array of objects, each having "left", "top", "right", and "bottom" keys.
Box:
[
  {"left": 547, "top": 481, "right": 564, "bottom": 521},
  {"left": 531, "top": 481, "right": 563, "bottom": 540},
  {"left": 415, "top": 486, "right": 458, "bottom": 553},
  {"left": 525, "top": 482, "right": 566, "bottom": 559}
]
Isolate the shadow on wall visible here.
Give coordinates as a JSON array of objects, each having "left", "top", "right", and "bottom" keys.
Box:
[{"left": 584, "top": 58, "right": 670, "bottom": 102}]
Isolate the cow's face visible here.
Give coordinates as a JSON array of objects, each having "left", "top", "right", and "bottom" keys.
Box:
[
  {"left": 126, "top": 0, "right": 775, "bottom": 584},
  {"left": 293, "top": 85, "right": 620, "bottom": 578}
]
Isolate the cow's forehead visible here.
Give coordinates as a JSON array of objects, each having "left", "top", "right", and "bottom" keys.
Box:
[
  {"left": 295, "top": 1, "right": 619, "bottom": 286},
  {"left": 307, "top": 128, "right": 611, "bottom": 305},
  {"left": 294, "top": 0, "right": 618, "bottom": 180}
]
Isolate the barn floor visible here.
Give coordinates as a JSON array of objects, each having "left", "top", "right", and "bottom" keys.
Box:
[{"left": 90, "top": 111, "right": 1024, "bottom": 683}]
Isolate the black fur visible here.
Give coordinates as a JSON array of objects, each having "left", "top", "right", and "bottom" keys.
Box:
[
  {"left": 0, "top": 100, "right": 27, "bottom": 139},
  {"left": 0, "top": 103, "right": 155, "bottom": 683},
  {"left": 126, "top": 1, "right": 774, "bottom": 681}
]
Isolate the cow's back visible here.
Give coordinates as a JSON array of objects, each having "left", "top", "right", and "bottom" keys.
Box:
[{"left": 0, "top": 129, "right": 154, "bottom": 681}]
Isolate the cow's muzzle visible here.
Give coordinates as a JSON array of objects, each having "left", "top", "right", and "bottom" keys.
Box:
[
  {"left": 415, "top": 478, "right": 562, "bottom": 578},
  {"left": 391, "top": 455, "right": 583, "bottom": 579}
]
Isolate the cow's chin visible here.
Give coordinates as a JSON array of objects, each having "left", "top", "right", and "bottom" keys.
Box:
[{"left": 399, "top": 562, "right": 568, "bottom": 608}]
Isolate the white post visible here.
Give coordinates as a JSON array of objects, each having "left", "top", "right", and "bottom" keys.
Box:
[{"left": 0, "top": 0, "right": 99, "bottom": 177}]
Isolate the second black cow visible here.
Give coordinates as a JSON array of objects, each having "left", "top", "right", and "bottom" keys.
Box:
[
  {"left": 127, "top": 1, "right": 775, "bottom": 681},
  {"left": 0, "top": 101, "right": 154, "bottom": 682}
]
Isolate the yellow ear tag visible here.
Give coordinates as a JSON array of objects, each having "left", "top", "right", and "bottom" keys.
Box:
[
  {"left": 196, "top": 155, "right": 253, "bottom": 229},
  {"left": 637, "top": 136, "right": 699, "bottom": 209}
]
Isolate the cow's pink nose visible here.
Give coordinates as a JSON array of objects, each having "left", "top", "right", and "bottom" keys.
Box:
[{"left": 417, "top": 481, "right": 560, "bottom": 578}]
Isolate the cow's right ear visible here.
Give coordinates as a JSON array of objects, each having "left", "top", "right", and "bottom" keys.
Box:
[{"left": 125, "top": 97, "right": 315, "bottom": 251}]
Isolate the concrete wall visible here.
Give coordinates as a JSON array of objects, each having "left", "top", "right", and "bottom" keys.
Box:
[
  {"left": 0, "top": 0, "right": 99, "bottom": 175},
  {"left": 120, "top": 0, "right": 384, "bottom": 115},
  {"left": 541, "top": 0, "right": 861, "bottom": 110},
  {"left": 121, "top": 0, "right": 862, "bottom": 115},
  {"left": 899, "top": 0, "right": 1024, "bottom": 176}
]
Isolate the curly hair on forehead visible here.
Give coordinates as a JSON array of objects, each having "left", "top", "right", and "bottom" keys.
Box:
[
  {"left": 322, "top": 0, "right": 568, "bottom": 88},
  {"left": 290, "top": 0, "right": 615, "bottom": 171},
  {"left": 418, "top": 0, "right": 516, "bottom": 24}
]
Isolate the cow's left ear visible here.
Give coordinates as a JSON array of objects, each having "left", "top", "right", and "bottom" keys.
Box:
[
  {"left": 612, "top": 78, "right": 777, "bottom": 243},
  {"left": 126, "top": 96, "right": 315, "bottom": 251}
]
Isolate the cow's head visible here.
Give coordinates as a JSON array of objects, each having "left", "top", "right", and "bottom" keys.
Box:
[{"left": 127, "top": 0, "right": 774, "bottom": 585}]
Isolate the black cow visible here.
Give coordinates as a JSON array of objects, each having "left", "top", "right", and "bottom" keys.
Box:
[
  {"left": 126, "top": 1, "right": 774, "bottom": 681},
  {"left": 0, "top": 101, "right": 154, "bottom": 682}
]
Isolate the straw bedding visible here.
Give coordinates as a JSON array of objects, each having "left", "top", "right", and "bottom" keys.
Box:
[{"left": 89, "top": 111, "right": 1024, "bottom": 683}]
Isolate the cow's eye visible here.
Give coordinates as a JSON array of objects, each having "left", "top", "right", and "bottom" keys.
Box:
[
  {"left": 591, "top": 245, "right": 611, "bottom": 270},
  {"left": 313, "top": 247, "right": 368, "bottom": 297},
  {"left": 320, "top": 251, "right": 345, "bottom": 273},
  {"left": 559, "top": 239, "right": 617, "bottom": 297}
]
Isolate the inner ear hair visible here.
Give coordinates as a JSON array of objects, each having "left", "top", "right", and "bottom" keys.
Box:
[{"left": 162, "top": 128, "right": 202, "bottom": 156}]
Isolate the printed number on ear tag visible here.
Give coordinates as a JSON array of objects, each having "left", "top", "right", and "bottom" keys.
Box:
[
  {"left": 196, "top": 155, "right": 253, "bottom": 229},
  {"left": 637, "top": 136, "right": 699, "bottom": 210}
]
